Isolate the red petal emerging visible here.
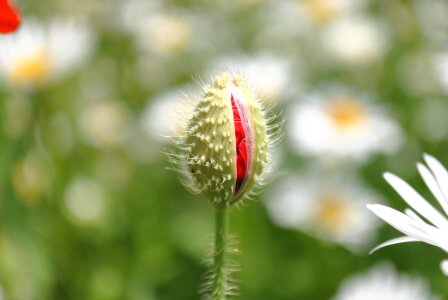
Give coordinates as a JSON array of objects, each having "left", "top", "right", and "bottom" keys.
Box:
[
  {"left": 231, "top": 93, "right": 248, "bottom": 194},
  {"left": 0, "top": 0, "right": 21, "bottom": 34}
]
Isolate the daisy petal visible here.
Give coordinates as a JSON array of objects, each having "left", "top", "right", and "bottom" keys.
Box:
[
  {"left": 404, "top": 209, "right": 445, "bottom": 248},
  {"left": 383, "top": 172, "right": 448, "bottom": 229},
  {"left": 417, "top": 162, "right": 448, "bottom": 215},
  {"left": 404, "top": 208, "right": 437, "bottom": 232},
  {"left": 369, "top": 236, "right": 420, "bottom": 254},
  {"left": 369, "top": 155, "right": 448, "bottom": 275},
  {"left": 367, "top": 204, "right": 431, "bottom": 242},
  {"left": 423, "top": 154, "right": 448, "bottom": 214}
]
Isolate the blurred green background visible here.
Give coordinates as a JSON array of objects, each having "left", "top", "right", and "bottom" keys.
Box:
[{"left": 1, "top": 0, "right": 448, "bottom": 299}]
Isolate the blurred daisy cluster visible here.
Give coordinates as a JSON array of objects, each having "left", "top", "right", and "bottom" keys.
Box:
[{"left": 0, "top": 0, "right": 448, "bottom": 299}]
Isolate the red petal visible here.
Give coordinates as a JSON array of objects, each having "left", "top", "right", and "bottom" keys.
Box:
[
  {"left": 0, "top": 0, "right": 21, "bottom": 34},
  {"left": 231, "top": 93, "right": 248, "bottom": 194}
]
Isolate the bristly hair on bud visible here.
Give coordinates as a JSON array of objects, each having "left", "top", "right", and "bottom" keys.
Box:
[{"left": 166, "top": 71, "right": 282, "bottom": 207}]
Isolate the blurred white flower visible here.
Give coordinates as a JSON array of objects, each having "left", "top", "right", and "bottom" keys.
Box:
[
  {"left": 129, "top": 88, "right": 194, "bottom": 162},
  {"left": 333, "top": 263, "right": 440, "bottom": 300},
  {"left": 118, "top": 0, "right": 194, "bottom": 55},
  {"left": 265, "top": 173, "right": 381, "bottom": 252},
  {"left": 321, "top": 16, "right": 388, "bottom": 65},
  {"left": 396, "top": 52, "right": 439, "bottom": 96},
  {"left": 414, "top": 0, "right": 448, "bottom": 48},
  {"left": 254, "top": 1, "right": 306, "bottom": 46},
  {"left": 289, "top": 92, "right": 402, "bottom": 161},
  {"left": 298, "top": 0, "right": 366, "bottom": 24},
  {"left": 0, "top": 19, "right": 94, "bottom": 88},
  {"left": 210, "top": 53, "right": 293, "bottom": 105},
  {"left": 64, "top": 177, "right": 107, "bottom": 226},
  {"left": 257, "top": 0, "right": 366, "bottom": 46},
  {"left": 117, "top": 0, "right": 161, "bottom": 30},
  {"left": 144, "top": 15, "right": 193, "bottom": 54},
  {"left": 141, "top": 87, "right": 193, "bottom": 144},
  {"left": 434, "top": 53, "right": 448, "bottom": 92},
  {"left": 368, "top": 154, "right": 448, "bottom": 275},
  {"left": 80, "top": 100, "right": 131, "bottom": 149}
]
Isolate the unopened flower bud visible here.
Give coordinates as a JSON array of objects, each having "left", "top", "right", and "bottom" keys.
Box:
[{"left": 170, "top": 72, "right": 278, "bottom": 207}]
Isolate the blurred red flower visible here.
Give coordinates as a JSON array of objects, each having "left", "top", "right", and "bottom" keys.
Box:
[{"left": 0, "top": 0, "right": 21, "bottom": 34}]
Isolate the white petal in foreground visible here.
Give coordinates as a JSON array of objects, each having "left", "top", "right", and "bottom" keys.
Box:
[
  {"left": 367, "top": 204, "right": 433, "bottom": 244},
  {"left": 369, "top": 236, "right": 420, "bottom": 254},
  {"left": 424, "top": 153, "right": 448, "bottom": 207},
  {"left": 368, "top": 155, "right": 448, "bottom": 275},
  {"left": 383, "top": 172, "right": 448, "bottom": 230},
  {"left": 416, "top": 162, "right": 448, "bottom": 215}
]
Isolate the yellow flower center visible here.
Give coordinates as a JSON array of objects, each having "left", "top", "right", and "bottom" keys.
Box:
[
  {"left": 9, "top": 50, "right": 51, "bottom": 86},
  {"left": 315, "top": 194, "right": 352, "bottom": 233},
  {"left": 304, "top": 0, "right": 340, "bottom": 23},
  {"left": 150, "top": 17, "right": 193, "bottom": 54},
  {"left": 326, "top": 97, "right": 367, "bottom": 129}
]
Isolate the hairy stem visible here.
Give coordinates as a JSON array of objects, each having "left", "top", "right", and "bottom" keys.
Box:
[{"left": 212, "top": 206, "right": 229, "bottom": 300}]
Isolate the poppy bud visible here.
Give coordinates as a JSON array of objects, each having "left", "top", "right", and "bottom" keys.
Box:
[{"left": 169, "top": 72, "right": 278, "bottom": 207}]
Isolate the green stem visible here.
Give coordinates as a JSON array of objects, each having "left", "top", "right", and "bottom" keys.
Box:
[{"left": 212, "top": 206, "right": 229, "bottom": 300}]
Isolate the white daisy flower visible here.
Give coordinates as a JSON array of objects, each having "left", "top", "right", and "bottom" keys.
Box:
[
  {"left": 321, "top": 16, "right": 388, "bottom": 65},
  {"left": 118, "top": 0, "right": 194, "bottom": 55},
  {"left": 265, "top": 173, "right": 381, "bottom": 252},
  {"left": 368, "top": 154, "right": 448, "bottom": 275},
  {"left": 289, "top": 92, "right": 403, "bottom": 161},
  {"left": 0, "top": 19, "right": 94, "bottom": 88},
  {"left": 333, "top": 263, "right": 440, "bottom": 300},
  {"left": 254, "top": 0, "right": 358, "bottom": 49}
]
